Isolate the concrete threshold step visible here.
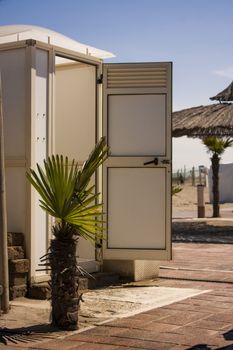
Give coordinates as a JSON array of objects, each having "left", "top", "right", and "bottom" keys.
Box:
[
  {"left": 28, "top": 272, "right": 120, "bottom": 300},
  {"left": 79, "top": 271, "right": 120, "bottom": 290}
]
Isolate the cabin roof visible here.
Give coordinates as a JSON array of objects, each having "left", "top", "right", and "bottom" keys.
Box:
[{"left": 0, "top": 25, "right": 114, "bottom": 60}]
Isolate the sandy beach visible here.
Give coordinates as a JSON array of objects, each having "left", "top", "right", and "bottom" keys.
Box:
[
  {"left": 172, "top": 182, "right": 233, "bottom": 243},
  {"left": 172, "top": 181, "right": 233, "bottom": 219}
]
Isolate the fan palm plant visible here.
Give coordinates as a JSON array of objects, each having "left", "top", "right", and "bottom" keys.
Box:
[
  {"left": 172, "top": 185, "right": 182, "bottom": 196},
  {"left": 27, "top": 137, "right": 108, "bottom": 330},
  {"left": 202, "top": 136, "right": 233, "bottom": 217}
]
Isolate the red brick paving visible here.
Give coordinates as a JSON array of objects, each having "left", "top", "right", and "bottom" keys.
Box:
[
  {"left": 162, "top": 243, "right": 233, "bottom": 270},
  {"left": 160, "top": 243, "right": 233, "bottom": 283},
  {"left": 2, "top": 243, "right": 233, "bottom": 349},
  {"left": 3, "top": 281, "right": 233, "bottom": 350}
]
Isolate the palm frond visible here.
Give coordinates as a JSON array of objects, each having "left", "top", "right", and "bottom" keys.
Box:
[
  {"left": 27, "top": 155, "right": 78, "bottom": 219},
  {"left": 202, "top": 136, "right": 233, "bottom": 156},
  {"left": 223, "top": 137, "right": 233, "bottom": 149},
  {"left": 172, "top": 185, "right": 182, "bottom": 196},
  {"left": 27, "top": 138, "right": 108, "bottom": 241},
  {"left": 75, "top": 137, "right": 109, "bottom": 201}
]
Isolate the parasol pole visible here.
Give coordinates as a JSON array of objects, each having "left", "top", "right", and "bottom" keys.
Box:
[{"left": 0, "top": 72, "right": 9, "bottom": 313}]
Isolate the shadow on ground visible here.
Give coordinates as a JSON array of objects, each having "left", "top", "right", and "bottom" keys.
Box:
[
  {"left": 224, "top": 329, "right": 233, "bottom": 341},
  {"left": 172, "top": 220, "right": 233, "bottom": 243},
  {"left": 0, "top": 323, "right": 58, "bottom": 345}
]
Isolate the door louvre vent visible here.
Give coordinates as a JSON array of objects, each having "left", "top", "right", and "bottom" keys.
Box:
[{"left": 106, "top": 66, "right": 168, "bottom": 88}]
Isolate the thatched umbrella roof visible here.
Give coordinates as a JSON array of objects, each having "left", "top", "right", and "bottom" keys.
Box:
[
  {"left": 173, "top": 102, "right": 233, "bottom": 137},
  {"left": 210, "top": 81, "right": 233, "bottom": 102}
]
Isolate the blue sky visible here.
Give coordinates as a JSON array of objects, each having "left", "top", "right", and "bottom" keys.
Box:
[{"left": 1, "top": 0, "right": 233, "bottom": 169}]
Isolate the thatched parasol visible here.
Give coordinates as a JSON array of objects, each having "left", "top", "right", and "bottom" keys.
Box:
[
  {"left": 210, "top": 81, "right": 233, "bottom": 102},
  {"left": 173, "top": 82, "right": 233, "bottom": 138},
  {"left": 173, "top": 103, "right": 233, "bottom": 137}
]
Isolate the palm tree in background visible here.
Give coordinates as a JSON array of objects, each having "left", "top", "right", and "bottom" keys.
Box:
[
  {"left": 27, "top": 137, "right": 108, "bottom": 330},
  {"left": 202, "top": 136, "right": 233, "bottom": 218}
]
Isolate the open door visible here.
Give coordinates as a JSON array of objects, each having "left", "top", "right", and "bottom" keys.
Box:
[
  {"left": 103, "top": 62, "right": 172, "bottom": 261},
  {"left": 54, "top": 56, "right": 98, "bottom": 273}
]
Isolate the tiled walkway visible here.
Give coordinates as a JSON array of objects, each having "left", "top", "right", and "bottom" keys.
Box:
[
  {"left": 2, "top": 242, "right": 233, "bottom": 349},
  {"left": 4, "top": 279, "right": 233, "bottom": 350},
  {"left": 160, "top": 243, "right": 233, "bottom": 283}
]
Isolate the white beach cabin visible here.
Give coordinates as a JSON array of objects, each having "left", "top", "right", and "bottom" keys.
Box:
[{"left": 0, "top": 25, "right": 172, "bottom": 287}]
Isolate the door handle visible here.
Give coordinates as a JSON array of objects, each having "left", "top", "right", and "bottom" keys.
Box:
[
  {"left": 143, "top": 158, "right": 170, "bottom": 166},
  {"left": 144, "top": 158, "right": 158, "bottom": 166}
]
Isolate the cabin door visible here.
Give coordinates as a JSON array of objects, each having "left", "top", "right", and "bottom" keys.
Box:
[{"left": 102, "top": 63, "right": 172, "bottom": 261}]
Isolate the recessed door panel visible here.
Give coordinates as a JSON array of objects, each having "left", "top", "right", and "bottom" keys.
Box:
[
  {"left": 108, "top": 94, "right": 166, "bottom": 156},
  {"left": 108, "top": 167, "right": 166, "bottom": 249}
]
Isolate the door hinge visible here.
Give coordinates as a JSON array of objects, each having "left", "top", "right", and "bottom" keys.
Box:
[{"left": 97, "top": 74, "right": 103, "bottom": 85}]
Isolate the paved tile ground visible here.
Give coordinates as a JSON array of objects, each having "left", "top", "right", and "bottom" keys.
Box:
[
  {"left": 1, "top": 279, "right": 233, "bottom": 349},
  {"left": 160, "top": 243, "right": 233, "bottom": 283},
  {"left": 1, "top": 242, "right": 233, "bottom": 349}
]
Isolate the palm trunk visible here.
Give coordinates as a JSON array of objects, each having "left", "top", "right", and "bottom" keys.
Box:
[
  {"left": 49, "top": 231, "right": 79, "bottom": 330},
  {"left": 211, "top": 153, "right": 220, "bottom": 218}
]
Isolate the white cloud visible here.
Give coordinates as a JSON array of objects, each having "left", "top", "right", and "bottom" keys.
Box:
[{"left": 213, "top": 67, "right": 233, "bottom": 78}]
